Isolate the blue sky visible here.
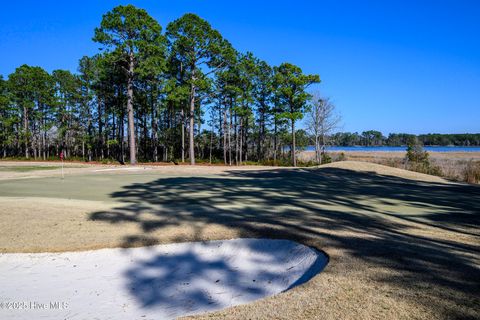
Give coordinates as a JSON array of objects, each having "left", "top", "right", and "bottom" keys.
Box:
[{"left": 1, "top": 0, "right": 479, "bottom": 134}]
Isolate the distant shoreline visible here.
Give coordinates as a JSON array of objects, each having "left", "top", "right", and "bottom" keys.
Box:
[{"left": 302, "top": 146, "right": 480, "bottom": 153}]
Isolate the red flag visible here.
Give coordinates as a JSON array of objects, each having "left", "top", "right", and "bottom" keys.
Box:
[{"left": 60, "top": 151, "right": 64, "bottom": 161}]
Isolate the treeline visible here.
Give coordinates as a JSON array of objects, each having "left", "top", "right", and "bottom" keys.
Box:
[
  {"left": 0, "top": 5, "right": 320, "bottom": 165},
  {"left": 332, "top": 131, "right": 480, "bottom": 147}
]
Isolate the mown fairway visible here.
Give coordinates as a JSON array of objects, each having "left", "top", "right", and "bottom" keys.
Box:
[{"left": 0, "top": 165, "right": 62, "bottom": 172}]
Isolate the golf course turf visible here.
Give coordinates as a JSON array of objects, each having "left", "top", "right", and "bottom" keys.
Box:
[{"left": 0, "top": 161, "right": 478, "bottom": 319}]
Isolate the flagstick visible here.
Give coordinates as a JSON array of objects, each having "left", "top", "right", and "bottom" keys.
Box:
[{"left": 61, "top": 158, "right": 64, "bottom": 180}]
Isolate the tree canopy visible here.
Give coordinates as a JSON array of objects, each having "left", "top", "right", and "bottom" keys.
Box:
[
  {"left": 2, "top": 5, "right": 477, "bottom": 166},
  {"left": 166, "top": 13, "right": 234, "bottom": 164},
  {"left": 274, "top": 63, "right": 320, "bottom": 166},
  {"left": 93, "top": 4, "right": 165, "bottom": 163}
]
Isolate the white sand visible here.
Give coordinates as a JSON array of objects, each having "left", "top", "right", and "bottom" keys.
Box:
[{"left": 0, "top": 238, "right": 326, "bottom": 320}]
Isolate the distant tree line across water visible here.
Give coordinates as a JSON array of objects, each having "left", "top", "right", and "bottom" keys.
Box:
[
  {"left": 331, "top": 131, "right": 480, "bottom": 147},
  {"left": 0, "top": 5, "right": 324, "bottom": 166}
]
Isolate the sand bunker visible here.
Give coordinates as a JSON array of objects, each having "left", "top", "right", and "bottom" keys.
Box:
[{"left": 0, "top": 238, "right": 327, "bottom": 319}]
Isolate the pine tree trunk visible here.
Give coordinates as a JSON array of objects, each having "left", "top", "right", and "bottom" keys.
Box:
[
  {"left": 127, "top": 51, "right": 137, "bottom": 164},
  {"left": 23, "top": 106, "right": 29, "bottom": 159},
  {"left": 244, "top": 116, "right": 249, "bottom": 162},
  {"left": 273, "top": 118, "right": 277, "bottom": 165},
  {"left": 218, "top": 104, "right": 223, "bottom": 150},
  {"left": 121, "top": 112, "right": 125, "bottom": 163},
  {"left": 292, "top": 119, "right": 296, "bottom": 167},
  {"left": 181, "top": 108, "right": 185, "bottom": 162},
  {"left": 234, "top": 112, "right": 238, "bottom": 165},
  {"left": 152, "top": 107, "right": 158, "bottom": 162},
  {"left": 42, "top": 130, "right": 46, "bottom": 160},
  {"left": 98, "top": 97, "right": 104, "bottom": 160},
  {"left": 223, "top": 108, "right": 227, "bottom": 165},
  {"left": 239, "top": 117, "right": 243, "bottom": 165},
  {"left": 258, "top": 106, "right": 264, "bottom": 161},
  {"left": 189, "top": 81, "right": 196, "bottom": 165},
  {"left": 209, "top": 124, "right": 213, "bottom": 164},
  {"left": 228, "top": 103, "right": 232, "bottom": 166}
]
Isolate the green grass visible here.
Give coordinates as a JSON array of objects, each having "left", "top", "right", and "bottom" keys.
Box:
[{"left": 0, "top": 165, "right": 62, "bottom": 172}]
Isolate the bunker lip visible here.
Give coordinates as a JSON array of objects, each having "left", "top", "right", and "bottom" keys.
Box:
[{"left": 0, "top": 238, "right": 328, "bottom": 320}]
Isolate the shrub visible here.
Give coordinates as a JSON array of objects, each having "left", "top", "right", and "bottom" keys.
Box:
[
  {"left": 405, "top": 139, "right": 443, "bottom": 176},
  {"left": 427, "top": 164, "right": 443, "bottom": 176},
  {"left": 297, "top": 160, "right": 317, "bottom": 167},
  {"left": 463, "top": 161, "right": 480, "bottom": 184},
  {"left": 337, "top": 152, "right": 346, "bottom": 161},
  {"left": 261, "top": 158, "right": 292, "bottom": 167},
  {"left": 100, "top": 158, "right": 117, "bottom": 165},
  {"left": 321, "top": 153, "right": 332, "bottom": 164},
  {"left": 406, "top": 142, "right": 429, "bottom": 164},
  {"left": 243, "top": 161, "right": 261, "bottom": 166}
]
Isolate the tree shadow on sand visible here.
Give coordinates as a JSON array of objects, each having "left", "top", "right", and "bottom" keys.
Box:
[
  {"left": 90, "top": 167, "right": 480, "bottom": 318},
  {"left": 123, "top": 239, "right": 327, "bottom": 319}
]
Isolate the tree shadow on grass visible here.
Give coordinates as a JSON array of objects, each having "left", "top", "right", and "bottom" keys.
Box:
[{"left": 90, "top": 167, "right": 480, "bottom": 319}]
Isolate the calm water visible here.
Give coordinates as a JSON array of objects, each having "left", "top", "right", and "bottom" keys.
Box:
[{"left": 304, "top": 146, "right": 480, "bottom": 152}]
